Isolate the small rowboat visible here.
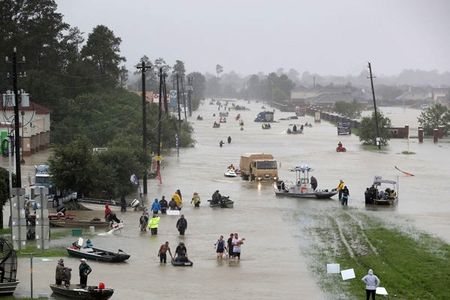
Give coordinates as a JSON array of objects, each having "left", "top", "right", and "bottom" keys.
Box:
[
  {"left": 67, "top": 247, "right": 130, "bottom": 263},
  {"left": 50, "top": 219, "right": 110, "bottom": 229},
  {"left": 50, "top": 284, "right": 114, "bottom": 300}
]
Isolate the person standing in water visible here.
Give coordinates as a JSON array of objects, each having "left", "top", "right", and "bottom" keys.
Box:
[
  {"left": 159, "top": 196, "right": 168, "bottom": 214},
  {"left": 148, "top": 214, "right": 160, "bottom": 235},
  {"left": 158, "top": 241, "right": 173, "bottom": 264},
  {"left": 176, "top": 215, "right": 188, "bottom": 235},
  {"left": 361, "top": 269, "right": 380, "bottom": 300},
  {"left": 215, "top": 235, "right": 227, "bottom": 259},
  {"left": 337, "top": 179, "right": 345, "bottom": 201},
  {"left": 232, "top": 233, "right": 245, "bottom": 260},
  {"left": 191, "top": 192, "right": 201, "bottom": 207},
  {"left": 151, "top": 199, "right": 161, "bottom": 214},
  {"left": 227, "top": 233, "right": 234, "bottom": 258},
  {"left": 342, "top": 186, "right": 349, "bottom": 206}
]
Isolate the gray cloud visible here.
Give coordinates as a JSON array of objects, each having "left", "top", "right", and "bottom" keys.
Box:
[{"left": 56, "top": 0, "right": 450, "bottom": 75}]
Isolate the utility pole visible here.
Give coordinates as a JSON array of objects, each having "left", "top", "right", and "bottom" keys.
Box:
[
  {"left": 136, "top": 61, "right": 151, "bottom": 194},
  {"left": 6, "top": 48, "right": 25, "bottom": 188},
  {"left": 163, "top": 73, "right": 169, "bottom": 116},
  {"left": 368, "top": 62, "right": 381, "bottom": 150},
  {"left": 181, "top": 76, "right": 187, "bottom": 120},
  {"left": 157, "top": 68, "right": 163, "bottom": 184},
  {"left": 187, "top": 76, "right": 193, "bottom": 117},
  {"left": 176, "top": 73, "right": 182, "bottom": 126}
]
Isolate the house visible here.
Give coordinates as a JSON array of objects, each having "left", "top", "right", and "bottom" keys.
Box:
[
  {"left": 0, "top": 92, "right": 50, "bottom": 156},
  {"left": 290, "top": 85, "right": 370, "bottom": 106}
]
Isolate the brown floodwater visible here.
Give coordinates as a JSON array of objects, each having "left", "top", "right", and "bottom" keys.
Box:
[{"left": 3, "top": 100, "right": 450, "bottom": 299}]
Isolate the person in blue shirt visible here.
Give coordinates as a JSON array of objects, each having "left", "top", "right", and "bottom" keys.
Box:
[{"left": 151, "top": 199, "right": 161, "bottom": 214}]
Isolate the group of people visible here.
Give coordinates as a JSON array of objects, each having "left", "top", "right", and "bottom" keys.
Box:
[
  {"left": 219, "top": 136, "right": 232, "bottom": 147},
  {"left": 365, "top": 185, "right": 397, "bottom": 204},
  {"left": 157, "top": 241, "right": 190, "bottom": 264},
  {"left": 55, "top": 258, "right": 92, "bottom": 289},
  {"left": 219, "top": 233, "right": 245, "bottom": 260}
]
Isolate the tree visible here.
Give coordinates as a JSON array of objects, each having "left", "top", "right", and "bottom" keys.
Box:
[
  {"left": 216, "top": 64, "right": 223, "bottom": 77},
  {"left": 188, "top": 72, "right": 206, "bottom": 110},
  {"left": 418, "top": 103, "right": 450, "bottom": 136},
  {"left": 81, "top": 25, "right": 125, "bottom": 87},
  {"left": 173, "top": 60, "right": 186, "bottom": 76},
  {"left": 49, "top": 136, "right": 96, "bottom": 197},
  {"left": 334, "top": 100, "right": 363, "bottom": 119},
  {"left": 0, "top": 167, "right": 15, "bottom": 229},
  {"left": 93, "top": 147, "right": 142, "bottom": 198},
  {"left": 359, "top": 112, "right": 392, "bottom": 146}
]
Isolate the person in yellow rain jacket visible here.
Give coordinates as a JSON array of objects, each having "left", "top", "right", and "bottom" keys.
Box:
[
  {"left": 148, "top": 214, "right": 160, "bottom": 235},
  {"left": 337, "top": 179, "right": 345, "bottom": 201},
  {"left": 172, "top": 191, "right": 182, "bottom": 209}
]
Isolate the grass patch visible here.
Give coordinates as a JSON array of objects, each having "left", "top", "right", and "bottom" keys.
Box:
[
  {"left": 17, "top": 243, "right": 67, "bottom": 257},
  {"left": 50, "top": 229, "right": 71, "bottom": 240},
  {"left": 307, "top": 210, "right": 450, "bottom": 299},
  {"left": 0, "top": 228, "right": 12, "bottom": 235}
]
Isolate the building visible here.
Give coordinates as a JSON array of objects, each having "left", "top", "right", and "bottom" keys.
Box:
[
  {"left": 0, "top": 92, "right": 50, "bottom": 156},
  {"left": 291, "top": 84, "right": 370, "bottom": 106}
]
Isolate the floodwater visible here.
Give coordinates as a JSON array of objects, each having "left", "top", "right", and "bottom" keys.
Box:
[{"left": 5, "top": 100, "right": 450, "bottom": 299}]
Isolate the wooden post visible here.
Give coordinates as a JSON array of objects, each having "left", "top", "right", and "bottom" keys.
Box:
[
  {"left": 418, "top": 127, "right": 423, "bottom": 143},
  {"left": 433, "top": 128, "right": 438, "bottom": 143}
]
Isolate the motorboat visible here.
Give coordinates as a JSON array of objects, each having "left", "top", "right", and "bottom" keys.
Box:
[
  {"left": 224, "top": 169, "right": 238, "bottom": 177},
  {"left": 50, "top": 284, "right": 114, "bottom": 300},
  {"left": 208, "top": 196, "right": 234, "bottom": 208},
  {"left": 67, "top": 246, "right": 130, "bottom": 262},
  {"left": 286, "top": 124, "right": 303, "bottom": 134},
  {"left": 275, "top": 165, "right": 337, "bottom": 199},
  {"left": 365, "top": 176, "right": 398, "bottom": 206}
]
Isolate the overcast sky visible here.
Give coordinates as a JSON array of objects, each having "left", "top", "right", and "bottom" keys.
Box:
[{"left": 56, "top": 0, "right": 450, "bottom": 76}]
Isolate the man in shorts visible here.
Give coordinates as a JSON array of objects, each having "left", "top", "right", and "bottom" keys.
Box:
[{"left": 232, "top": 233, "right": 245, "bottom": 260}]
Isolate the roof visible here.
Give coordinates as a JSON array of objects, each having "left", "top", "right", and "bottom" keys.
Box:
[{"left": 0, "top": 101, "right": 50, "bottom": 114}]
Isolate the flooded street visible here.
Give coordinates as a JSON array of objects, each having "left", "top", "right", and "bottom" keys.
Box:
[{"left": 7, "top": 100, "right": 450, "bottom": 299}]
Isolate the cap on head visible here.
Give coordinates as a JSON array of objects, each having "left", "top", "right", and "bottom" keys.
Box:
[
  {"left": 368, "top": 269, "right": 373, "bottom": 275},
  {"left": 81, "top": 258, "right": 87, "bottom": 263}
]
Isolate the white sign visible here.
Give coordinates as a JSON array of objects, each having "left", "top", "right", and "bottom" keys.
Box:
[
  {"left": 376, "top": 287, "right": 388, "bottom": 295},
  {"left": 327, "top": 263, "right": 341, "bottom": 274},
  {"left": 341, "top": 268, "right": 355, "bottom": 280}
]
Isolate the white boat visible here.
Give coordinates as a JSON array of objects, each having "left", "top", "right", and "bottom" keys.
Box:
[
  {"left": 275, "top": 165, "right": 337, "bottom": 199},
  {"left": 365, "top": 176, "right": 398, "bottom": 206},
  {"left": 224, "top": 169, "right": 238, "bottom": 177}
]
